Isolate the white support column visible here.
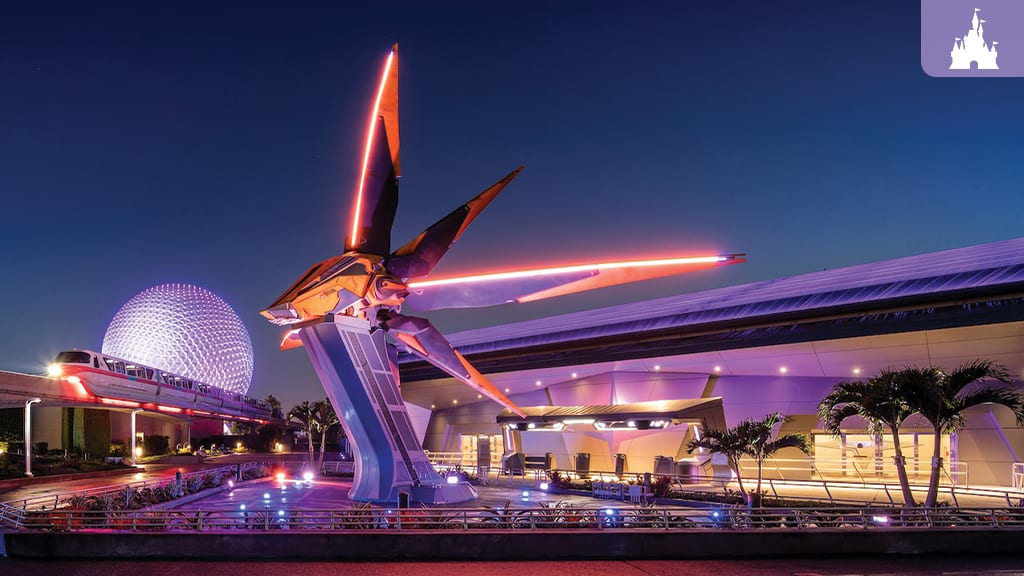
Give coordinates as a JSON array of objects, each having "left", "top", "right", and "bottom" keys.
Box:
[
  {"left": 24, "top": 398, "right": 41, "bottom": 477},
  {"left": 130, "top": 409, "right": 141, "bottom": 466}
]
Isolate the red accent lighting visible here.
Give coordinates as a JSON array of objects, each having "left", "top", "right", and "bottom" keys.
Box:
[{"left": 99, "top": 398, "right": 141, "bottom": 408}]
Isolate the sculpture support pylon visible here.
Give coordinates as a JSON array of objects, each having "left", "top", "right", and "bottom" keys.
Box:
[{"left": 299, "top": 315, "right": 477, "bottom": 503}]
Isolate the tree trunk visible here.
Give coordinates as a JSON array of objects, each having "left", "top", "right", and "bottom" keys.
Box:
[
  {"left": 755, "top": 460, "right": 764, "bottom": 508},
  {"left": 731, "top": 457, "right": 747, "bottom": 499},
  {"left": 925, "top": 426, "right": 943, "bottom": 507},
  {"left": 891, "top": 430, "right": 916, "bottom": 507},
  {"left": 317, "top": 429, "right": 328, "bottom": 471},
  {"left": 306, "top": 426, "right": 315, "bottom": 470}
]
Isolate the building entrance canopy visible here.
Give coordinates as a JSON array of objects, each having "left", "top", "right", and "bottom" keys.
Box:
[{"left": 496, "top": 397, "right": 724, "bottom": 432}]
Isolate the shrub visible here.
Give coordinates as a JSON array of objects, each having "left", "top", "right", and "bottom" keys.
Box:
[
  {"left": 143, "top": 435, "right": 170, "bottom": 456},
  {"left": 109, "top": 440, "right": 127, "bottom": 458}
]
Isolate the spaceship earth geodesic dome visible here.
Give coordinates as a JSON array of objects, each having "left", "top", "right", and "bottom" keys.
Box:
[{"left": 102, "top": 284, "right": 254, "bottom": 395}]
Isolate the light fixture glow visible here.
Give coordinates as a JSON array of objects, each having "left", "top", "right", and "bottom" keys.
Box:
[
  {"left": 100, "top": 398, "right": 141, "bottom": 408},
  {"left": 350, "top": 49, "right": 396, "bottom": 248},
  {"left": 571, "top": 372, "right": 578, "bottom": 378},
  {"left": 713, "top": 365, "right": 721, "bottom": 372},
  {"left": 46, "top": 363, "right": 61, "bottom": 377},
  {"left": 853, "top": 368, "right": 862, "bottom": 375},
  {"left": 408, "top": 255, "right": 730, "bottom": 289},
  {"left": 779, "top": 366, "right": 788, "bottom": 374},
  {"left": 535, "top": 380, "right": 542, "bottom": 386}
]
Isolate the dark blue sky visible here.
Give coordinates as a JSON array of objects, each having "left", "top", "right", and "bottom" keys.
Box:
[{"left": 2, "top": 2, "right": 1021, "bottom": 410}]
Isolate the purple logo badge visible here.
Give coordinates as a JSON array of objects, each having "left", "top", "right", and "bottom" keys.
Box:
[{"left": 922, "top": 1, "right": 1023, "bottom": 77}]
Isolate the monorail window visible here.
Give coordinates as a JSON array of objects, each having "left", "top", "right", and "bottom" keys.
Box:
[
  {"left": 144, "top": 368, "right": 154, "bottom": 380},
  {"left": 55, "top": 351, "right": 92, "bottom": 364},
  {"left": 104, "top": 358, "right": 116, "bottom": 372}
]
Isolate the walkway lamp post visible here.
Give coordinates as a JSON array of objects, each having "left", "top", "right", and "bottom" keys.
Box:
[{"left": 24, "top": 398, "right": 41, "bottom": 477}]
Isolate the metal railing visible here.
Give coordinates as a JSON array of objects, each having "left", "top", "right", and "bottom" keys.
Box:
[
  {"left": 321, "top": 461, "right": 354, "bottom": 475},
  {"left": 0, "top": 462, "right": 267, "bottom": 512},
  {"left": 741, "top": 457, "right": 969, "bottom": 486},
  {"left": 547, "top": 467, "right": 1024, "bottom": 508},
  {"left": 5, "top": 504, "right": 1024, "bottom": 532},
  {"left": 427, "top": 452, "right": 969, "bottom": 486}
]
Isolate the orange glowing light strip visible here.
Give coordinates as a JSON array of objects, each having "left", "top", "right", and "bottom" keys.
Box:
[
  {"left": 408, "top": 255, "right": 731, "bottom": 288},
  {"left": 100, "top": 398, "right": 141, "bottom": 408},
  {"left": 350, "top": 48, "right": 396, "bottom": 248},
  {"left": 156, "top": 405, "right": 184, "bottom": 413}
]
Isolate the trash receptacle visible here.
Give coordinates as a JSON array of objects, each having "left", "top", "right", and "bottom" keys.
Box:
[
  {"left": 575, "top": 452, "right": 591, "bottom": 479},
  {"left": 504, "top": 452, "right": 525, "bottom": 475},
  {"left": 544, "top": 452, "right": 555, "bottom": 470},
  {"left": 614, "top": 453, "right": 627, "bottom": 477},
  {"left": 653, "top": 455, "right": 674, "bottom": 475},
  {"left": 675, "top": 458, "right": 701, "bottom": 484}
]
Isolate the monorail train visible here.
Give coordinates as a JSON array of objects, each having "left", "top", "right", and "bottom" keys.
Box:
[{"left": 47, "top": 349, "right": 272, "bottom": 423}]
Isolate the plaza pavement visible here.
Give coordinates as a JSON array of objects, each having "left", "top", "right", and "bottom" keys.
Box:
[{"left": 4, "top": 452, "right": 1024, "bottom": 511}]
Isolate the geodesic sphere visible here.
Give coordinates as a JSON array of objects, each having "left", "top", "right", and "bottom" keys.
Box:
[{"left": 102, "top": 283, "right": 254, "bottom": 395}]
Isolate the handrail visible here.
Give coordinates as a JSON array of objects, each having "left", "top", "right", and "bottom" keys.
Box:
[
  {"left": 545, "top": 466, "right": 1024, "bottom": 508},
  {"left": 0, "top": 462, "right": 266, "bottom": 511},
  {"left": 6, "top": 504, "right": 1024, "bottom": 532}
]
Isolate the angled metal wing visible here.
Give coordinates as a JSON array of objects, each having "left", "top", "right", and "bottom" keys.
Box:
[
  {"left": 382, "top": 313, "right": 525, "bottom": 417},
  {"left": 346, "top": 44, "right": 400, "bottom": 255},
  {"left": 388, "top": 167, "right": 523, "bottom": 280},
  {"left": 403, "top": 254, "right": 746, "bottom": 311}
]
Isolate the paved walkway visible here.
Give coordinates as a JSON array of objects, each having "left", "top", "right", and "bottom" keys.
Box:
[{"left": 4, "top": 452, "right": 1023, "bottom": 510}]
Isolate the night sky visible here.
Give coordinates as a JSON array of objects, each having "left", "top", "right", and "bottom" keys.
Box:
[{"left": 2, "top": 2, "right": 1022, "bottom": 411}]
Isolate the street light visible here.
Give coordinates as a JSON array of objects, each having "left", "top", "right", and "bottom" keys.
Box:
[{"left": 24, "top": 398, "right": 41, "bottom": 477}]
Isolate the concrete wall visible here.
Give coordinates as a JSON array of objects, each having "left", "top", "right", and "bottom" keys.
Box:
[
  {"left": 7, "top": 529, "right": 1024, "bottom": 560},
  {"left": 110, "top": 412, "right": 188, "bottom": 455},
  {"left": 30, "top": 406, "right": 62, "bottom": 450}
]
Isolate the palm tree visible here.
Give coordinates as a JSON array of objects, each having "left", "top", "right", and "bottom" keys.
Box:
[
  {"left": 690, "top": 412, "right": 808, "bottom": 507},
  {"left": 314, "top": 399, "right": 339, "bottom": 471},
  {"left": 902, "top": 361, "right": 1024, "bottom": 507},
  {"left": 289, "top": 401, "right": 319, "bottom": 469},
  {"left": 737, "top": 411, "right": 809, "bottom": 507},
  {"left": 819, "top": 370, "right": 919, "bottom": 507},
  {"left": 688, "top": 420, "right": 751, "bottom": 502},
  {"left": 264, "top": 395, "right": 283, "bottom": 419}
]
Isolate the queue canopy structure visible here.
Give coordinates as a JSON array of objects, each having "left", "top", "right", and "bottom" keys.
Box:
[{"left": 262, "top": 44, "right": 744, "bottom": 504}]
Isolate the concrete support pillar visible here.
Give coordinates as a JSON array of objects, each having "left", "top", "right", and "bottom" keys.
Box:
[
  {"left": 24, "top": 398, "right": 41, "bottom": 477},
  {"left": 130, "top": 409, "right": 140, "bottom": 466},
  {"left": 840, "top": 433, "right": 847, "bottom": 476}
]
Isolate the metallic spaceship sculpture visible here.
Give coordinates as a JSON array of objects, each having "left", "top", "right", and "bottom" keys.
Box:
[{"left": 262, "top": 44, "right": 744, "bottom": 504}]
